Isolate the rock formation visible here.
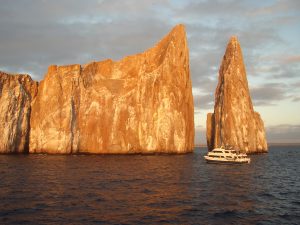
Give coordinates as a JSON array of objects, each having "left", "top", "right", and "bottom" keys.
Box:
[
  {"left": 206, "top": 36, "right": 268, "bottom": 153},
  {"left": 29, "top": 24, "right": 194, "bottom": 154},
  {"left": 0, "top": 72, "right": 38, "bottom": 153}
]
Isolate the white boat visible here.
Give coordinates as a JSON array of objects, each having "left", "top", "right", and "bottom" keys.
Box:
[{"left": 204, "top": 146, "right": 250, "bottom": 164}]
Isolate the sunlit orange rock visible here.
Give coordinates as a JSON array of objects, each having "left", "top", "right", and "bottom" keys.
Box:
[
  {"left": 206, "top": 36, "right": 268, "bottom": 153},
  {"left": 29, "top": 24, "right": 194, "bottom": 154},
  {"left": 0, "top": 71, "right": 38, "bottom": 153}
]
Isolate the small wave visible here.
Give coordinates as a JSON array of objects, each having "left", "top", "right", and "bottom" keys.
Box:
[
  {"left": 214, "top": 210, "right": 238, "bottom": 218},
  {"left": 259, "top": 192, "right": 276, "bottom": 199},
  {"left": 95, "top": 197, "right": 105, "bottom": 202},
  {"left": 292, "top": 201, "right": 300, "bottom": 206},
  {"left": 278, "top": 213, "right": 300, "bottom": 221},
  {"left": 142, "top": 188, "right": 152, "bottom": 194}
]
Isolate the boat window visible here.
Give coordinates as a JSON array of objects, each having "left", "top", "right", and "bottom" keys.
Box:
[
  {"left": 225, "top": 151, "right": 229, "bottom": 153},
  {"left": 213, "top": 151, "right": 222, "bottom": 153}
]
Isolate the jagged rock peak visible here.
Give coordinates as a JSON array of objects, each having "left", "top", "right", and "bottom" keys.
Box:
[
  {"left": 165, "top": 24, "right": 186, "bottom": 40},
  {"left": 227, "top": 36, "right": 240, "bottom": 51},
  {"left": 29, "top": 24, "right": 194, "bottom": 154},
  {"left": 229, "top": 35, "right": 239, "bottom": 46},
  {"left": 156, "top": 24, "right": 186, "bottom": 44},
  {"left": 206, "top": 36, "right": 268, "bottom": 154}
]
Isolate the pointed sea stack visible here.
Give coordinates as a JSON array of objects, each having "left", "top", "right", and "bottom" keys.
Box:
[
  {"left": 29, "top": 24, "right": 194, "bottom": 154},
  {"left": 0, "top": 72, "right": 38, "bottom": 153},
  {"left": 206, "top": 36, "right": 268, "bottom": 153}
]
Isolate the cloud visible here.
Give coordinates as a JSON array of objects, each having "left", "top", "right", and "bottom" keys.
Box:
[
  {"left": 292, "top": 97, "right": 300, "bottom": 102},
  {"left": 282, "top": 55, "right": 300, "bottom": 64},
  {"left": 173, "top": 0, "right": 254, "bottom": 19},
  {"left": 291, "top": 81, "right": 300, "bottom": 88},
  {"left": 254, "top": 55, "right": 300, "bottom": 78},
  {"left": 193, "top": 93, "right": 214, "bottom": 110},
  {"left": 250, "top": 83, "right": 289, "bottom": 106},
  {"left": 249, "top": 0, "right": 300, "bottom": 16},
  {"left": 266, "top": 124, "right": 300, "bottom": 143}
]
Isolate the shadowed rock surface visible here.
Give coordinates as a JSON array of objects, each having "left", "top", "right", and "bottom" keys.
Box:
[
  {"left": 0, "top": 72, "right": 38, "bottom": 153},
  {"left": 206, "top": 36, "right": 268, "bottom": 154},
  {"left": 29, "top": 24, "right": 194, "bottom": 154}
]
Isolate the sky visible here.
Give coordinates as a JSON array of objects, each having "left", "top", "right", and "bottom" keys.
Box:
[{"left": 0, "top": 0, "right": 299, "bottom": 144}]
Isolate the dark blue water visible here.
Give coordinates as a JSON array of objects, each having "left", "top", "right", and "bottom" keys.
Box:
[{"left": 0, "top": 146, "right": 299, "bottom": 225}]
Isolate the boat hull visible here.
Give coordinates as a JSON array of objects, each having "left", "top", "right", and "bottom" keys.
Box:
[{"left": 205, "top": 159, "right": 250, "bottom": 164}]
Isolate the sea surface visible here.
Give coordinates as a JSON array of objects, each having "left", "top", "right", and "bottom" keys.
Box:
[{"left": 0, "top": 146, "right": 299, "bottom": 225}]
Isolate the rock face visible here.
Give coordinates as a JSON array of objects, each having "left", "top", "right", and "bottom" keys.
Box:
[
  {"left": 0, "top": 72, "right": 38, "bottom": 153},
  {"left": 206, "top": 36, "right": 268, "bottom": 153},
  {"left": 29, "top": 24, "right": 194, "bottom": 154}
]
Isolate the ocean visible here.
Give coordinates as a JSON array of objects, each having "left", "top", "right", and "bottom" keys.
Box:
[{"left": 0, "top": 146, "right": 299, "bottom": 225}]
